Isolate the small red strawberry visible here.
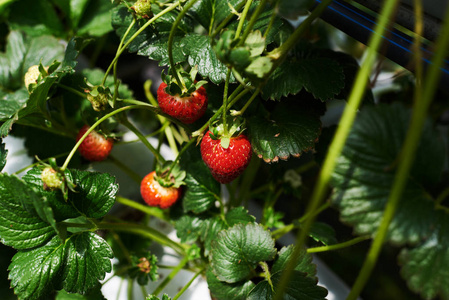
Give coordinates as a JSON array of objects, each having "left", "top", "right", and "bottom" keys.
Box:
[
  {"left": 157, "top": 66, "right": 208, "bottom": 124},
  {"left": 200, "top": 129, "right": 252, "bottom": 184},
  {"left": 140, "top": 171, "right": 181, "bottom": 209},
  {"left": 76, "top": 125, "right": 114, "bottom": 161}
]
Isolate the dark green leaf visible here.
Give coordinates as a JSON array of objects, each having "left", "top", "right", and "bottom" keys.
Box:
[
  {"left": 175, "top": 214, "right": 205, "bottom": 244},
  {"left": 62, "top": 37, "right": 87, "bottom": 70},
  {"left": 308, "top": 222, "right": 337, "bottom": 246},
  {"left": 62, "top": 232, "right": 113, "bottom": 293},
  {"left": 206, "top": 268, "right": 255, "bottom": 300},
  {"left": 76, "top": 0, "right": 114, "bottom": 36},
  {"left": 200, "top": 216, "right": 227, "bottom": 257},
  {"left": 272, "top": 245, "right": 316, "bottom": 278},
  {"left": 210, "top": 223, "right": 276, "bottom": 283},
  {"left": 82, "top": 68, "right": 134, "bottom": 100},
  {"left": 247, "top": 270, "right": 328, "bottom": 300},
  {"left": 225, "top": 207, "right": 256, "bottom": 226},
  {"left": 182, "top": 34, "right": 232, "bottom": 84},
  {"left": 248, "top": 100, "right": 322, "bottom": 163},
  {"left": 0, "top": 173, "right": 55, "bottom": 250},
  {"left": 190, "top": 0, "right": 244, "bottom": 30},
  {"left": 331, "top": 103, "right": 444, "bottom": 244},
  {"left": 179, "top": 145, "right": 220, "bottom": 213},
  {"left": 262, "top": 53, "right": 345, "bottom": 101},
  {"left": 8, "top": 235, "right": 65, "bottom": 300},
  {"left": 56, "top": 286, "right": 107, "bottom": 300},
  {"left": 0, "top": 140, "right": 7, "bottom": 172},
  {"left": 67, "top": 169, "right": 118, "bottom": 219},
  {"left": 399, "top": 210, "right": 449, "bottom": 300},
  {"left": 8, "top": 0, "right": 65, "bottom": 37}
]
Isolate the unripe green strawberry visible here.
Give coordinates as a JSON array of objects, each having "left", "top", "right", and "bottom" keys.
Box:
[
  {"left": 76, "top": 125, "right": 114, "bottom": 162},
  {"left": 41, "top": 167, "right": 63, "bottom": 190},
  {"left": 24, "top": 65, "right": 48, "bottom": 91},
  {"left": 132, "top": 0, "right": 152, "bottom": 18}
]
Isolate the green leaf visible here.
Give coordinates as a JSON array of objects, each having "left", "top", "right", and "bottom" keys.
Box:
[
  {"left": 179, "top": 145, "right": 220, "bottom": 213},
  {"left": 399, "top": 210, "right": 449, "bottom": 300},
  {"left": 308, "top": 222, "right": 337, "bottom": 246},
  {"left": 76, "top": 0, "right": 114, "bottom": 36},
  {"left": 206, "top": 268, "right": 255, "bottom": 300},
  {"left": 225, "top": 207, "right": 256, "bottom": 226},
  {"left": 247, "top": 270, "right": 328, "bottom": 300},
  {"left": 174, "top": 214, "right": 205, "bottom": 244},
  {"left": 0, "top": 140, "right": 7, "bottom": 172},
  {"left": 8, "top": 0, "right": 65, "bottom": 37},
  {"left": 190, "top": 0, "right": 244, "bottom": 30},
  {"left": 210, "top": 223, "right": 276, "bottom": 283},
  {"left": 200, "top": 216, "right": 227, "bottom": 257},
  {"left": 0, "top": 173, "right": 55, "bottom": 250},
  {"left": 182, "top": 34, "right": 232, "bottom": 84},
  {"left": 66, "top": 169, "right": 118, "bottom": 219},
  {"left": 272, "top": 245, "right": 317, "bottom": 278},
  {"left": 277, "top": 0, "right": 314, "bottom": 20},
  {"left": 8, "top": 235, "right": 65, "bottom": 300},
  {"left": 331, "top": 103, "right": 444, "bottom": 244},
  {"left": 62, "top": 232, "right": 113, "bottom": 293},
  {"left": 248, "top": 99, "right": 322, "bottom": 163},
  {"left": 262, "top": 51, "right": 345, "bottom": 101},
  {"left": 56, "top": 286, "right": 106, "bottom": 300}
]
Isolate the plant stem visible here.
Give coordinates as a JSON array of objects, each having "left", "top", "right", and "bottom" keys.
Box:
[
  {"left": 122, "top": 119, "right": 167, "bottom": 164},
  {"left": 167, "top": 0, "right": 200, "bottom": 90},
  {"left": 273, "top": 0, "right": 399, "bottom": 298},
  {"left": 210, "top": 2, "right": 246, "bottom": 40},
  {"left": 222, "top": 69, "right": 232, "bottom": 134},
  {"left": 56, "top": 83, "right": 87, "bottom": 98},
  {"left": 347, "top": 3, "right": 449, "bottom": 299},
  {"left": 172, "top": 267, "right": 205, "bottom": 300},
  {"left": 236, "top": 0, "right": 268, "bottom": 47},
  {"left": 102, "top": 1, "right": 182, "bottom": 85},
  {"left": 98, "top": 222, "right": 187, "bottom": 256},
  {"left": 152, "top": 256, "right": 189, "bottom": 296},
  {"left": 116, "top": 196, "right": 167, "bottom": 220},
  {"left": 307, "top": 236, "right": 371, "bottom": 254},
  {"left": 234, "top": 0, "right": 253, "bottom": 39}
]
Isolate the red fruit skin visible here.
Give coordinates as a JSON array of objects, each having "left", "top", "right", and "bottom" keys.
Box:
[
  {"left": 157, "top": 82, "right": 208, "bottom": 124},
  {"left": 76, "top": 125, "right": 114, "bottom": 162},
  {"left": 200, "top": 131, "right": 252, "bottom": 184},
  {"left": 140, "top": 171, "right": 181, "bottom": 209}
]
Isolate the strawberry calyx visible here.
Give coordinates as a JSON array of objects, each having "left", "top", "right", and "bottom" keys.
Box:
[
  {"left": 209, "top": 116, "right": 247, "bottom": 149},
  {"left": 38, "top": 157, "right": 77, "bottom": 200},
  {"left": 161, "top": 65, "right": 207, "bottom": 98},
  {"left": 84, "top": 81, "right": 112, "bottom": 111},
  {"left": 154, "top": 161, "right": 186, "bottom": 189}
]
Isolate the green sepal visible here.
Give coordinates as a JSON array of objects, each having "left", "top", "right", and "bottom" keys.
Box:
[
  {"left": 161, "top": 65, "right": 207, "bottom": 97},
  {"left": 84, "top": 80, "right": 112, "bottom": 111},
  {"left": 155, "top": 161, "right": 186, "bottom": 188},
  {"left": 36, "top": 157, "right": 77, "bottom": 201},
  {"left": 128, "top": 253, "right": 159, "bottom": 285}
]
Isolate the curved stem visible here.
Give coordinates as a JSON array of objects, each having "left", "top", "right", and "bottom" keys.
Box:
[
  {"left": 210, "top": 2, "right": 246, "bottom": 40},
  {"left": 103, "top": 1, "right": 182, "bottom": 85},
  {"left": 307, "top": 236, "right": 371, "bottom": 254},
  {"left": 116, "top": 196, "right": 167, "bottom": 221},
  {"left": 347, "top": 3, "right": 449, "bottom": 299},
  {"left": 236, "top": 0, "right": 268, "bottom": 47},
  {"left": 168, "top": 0, "right": 200, "bottom": 89},
  {"left": 274, "top": 0, "right": 398, "bottom": 299},
  {"left": 152, "top": 256, "right": 189, "bottom": 296},
  {"left": 172, "top": 267, "right": 205, "bottom": 300},
  {"left": 234, "top": 0, "right": 253, "bottom": 39}
]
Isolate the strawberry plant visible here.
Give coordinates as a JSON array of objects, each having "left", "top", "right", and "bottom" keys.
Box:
[{"left": 0, "top": 0, "right": 449, "bottom": 300}]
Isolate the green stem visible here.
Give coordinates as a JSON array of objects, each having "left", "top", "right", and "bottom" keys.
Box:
[
  {"left": 152, "top": 256, "right": 189, "bottom": 296},
  {"left": 116, "top": 196, "right": 167, "bottom": 220},
  {"left": 436, "top": 187, "right": 449, "bottom": 206},
  {"left": 168, "top": 136, "right": 196, "bottom": 173},
  {"left": 236, "top": 0, "right": 268, "bottom": 47},
  {"left": 347, "top": 3, "right": 449, "bottom": 299},
  {"left": 172, "top": 268, "right": 205, "bottom": 300},
  {"left": 102, "top": 2, "right": 181, "bottom": 85},
  {"left": 210, "top": 2, "right": 246, "bottom": 40},
  {"left": 271, "top": 223, "right": 295, "bottom": 240},
  {"left": 122, "top": 119, "right": 166, "bottom": 164},
  {"left": 274, "top": 0, "right": 398, "bottom": 298},
  {"left": 259, "top": 261, "right": 274, "bottom": 292},
  {"left": 298, "top": 201, "right": 330, "bottom": 223},
  {"left": 222, "top": 69, "right": 232, "bottom": 134},
  {"left": 233, "top": 87, "right": 260, "bottom": 116},
  {"left": 167, "top": 0, "right": 200, "bottom": 90},
  {"left": 61, "top": 105, "right": 142, "bottom": 170},
  {"left": 127, "top": 278, "right": 133, "bottom": 300},
  {"left": 56, "top": 83, "right": 87, "bottom": 98},
  {"left": 98, "top": 222, "right": 187, "bottom": 256},
  {"left": 234, "top": 0, "right": 253, "bottom": 38},
  {"left": 307, "top": 236, "right": 371, "bottom": 254}
]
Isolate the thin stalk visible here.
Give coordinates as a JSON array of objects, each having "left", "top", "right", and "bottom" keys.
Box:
[
  {"left": 122, "top": 119, "right": 166, "bottom": 164},
  {"left": 172, "top": 268, "right": 205, "bottom": 300},
  {"left": 152, "top": 256, "right": 189, "bottom": 296},
  {"left": 233, "top": 87, "right": 260, "bottom": 116},
  {"left": 103, "top": 2, "right": 182, "bottom": 85},
  {"left": 347, "top": 3, "right": 449, "bottom": 299},
  {"left": 222, "top": 69, "right": 232, "bottom": 134},
  {"left": 274, "top": 0, "right": 400, "bottom": 298},
  {"left": 99, "top": 222, "right": 187, "bottom": 256},
  {"left": 234, "top": 0, "right": 253, "bottom": 38},
  {"left": 237, "top": 0, "right": 268, "bottom": 47},
  {"left": 127, "top": 278, "right": 133, "bottom": 300},
  {"left": 56, "top": 83, "right": 87, "bottom": 98},
  {"left": 61, "top": 105, "right": 142, "bottom": 170},
  {"left": 307, "top": 236, "right": 371, "bottom": 254},
  {"left": 168, "top": 137, "right": 196, "bottom": 173},
  {"left": 167, "top": 0, "right": 200, "bottom": 90},
  {"left": 210, "top": 2, "right": 246, "bottom": 40},
  {"left": 116, "top": 196, "right": 167, "bottom": 221}
]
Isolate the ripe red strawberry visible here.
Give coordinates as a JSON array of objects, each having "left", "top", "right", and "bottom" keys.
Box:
[
  {"left": 157, "top": 82, "right": 208, "bottom": 124},
  {"left": 200, "top": 130, "right": 252, "bottom": 184},
  {"left": 76, "top": 125, "right": 114, "bottom": 161},
  {"left": 140, "top": 171, "right": 181, "bottom": 209}
]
